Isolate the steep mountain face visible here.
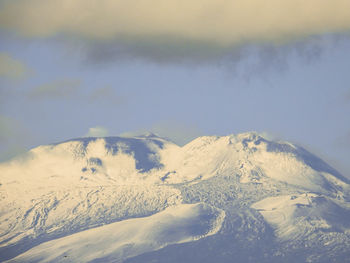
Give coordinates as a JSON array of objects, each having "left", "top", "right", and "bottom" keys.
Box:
[{"left": 0, "top": 132, "right": 350, "bottom": 262}]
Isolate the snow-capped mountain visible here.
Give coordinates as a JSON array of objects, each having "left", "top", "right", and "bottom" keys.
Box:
[{"left": 1, "top": 132, "right": 350, "bottom": 262}]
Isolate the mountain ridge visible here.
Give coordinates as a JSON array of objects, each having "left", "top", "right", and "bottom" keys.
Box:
[{"left": 1, "top": 132, "right": 349, "bottom": 262}]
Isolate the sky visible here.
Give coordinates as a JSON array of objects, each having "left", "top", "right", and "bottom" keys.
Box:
[{"left": 0, "top": 0, "right": 350, "bottom": 177}]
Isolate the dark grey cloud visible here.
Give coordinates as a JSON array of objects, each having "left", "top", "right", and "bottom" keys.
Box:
[
  {"left": 83, "top": 37, "right": 231, "bottom": 65},
  {"left": 76, "top": 34, "right": 339, "bottom": 80}
]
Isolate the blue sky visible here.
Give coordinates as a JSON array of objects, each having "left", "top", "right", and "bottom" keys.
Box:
[{"left": 0, "top": 0, "right": 350, "bottom": 177}]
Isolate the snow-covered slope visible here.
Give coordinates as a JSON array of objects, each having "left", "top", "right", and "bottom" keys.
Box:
[
  {"left": 0, "top": 132, "right": 350, "bottom": 262},
  {"left": 7, "top": 203, "right": 225, "bottom": 263}
]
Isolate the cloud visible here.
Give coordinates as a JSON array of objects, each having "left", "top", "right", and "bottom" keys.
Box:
[
  {"left": 120, "top": 121, "right": 202, "bottom": 146},
  {"left": 88, "top": 86, "right": 124, "bottom": 104},
  {"left": 334, "top": 131, "right": 350, "bottom": 149},
  {"left": 0, "top": 52, "right": 30, "bottom": 79},
  {"left": 0, "top": 115, "right": 29, "bottom": 162},
  {"left": 28, "top": 79, "right": 81, "bottom": 99},
  {"left": 332, "top": 132, "right": 350, "bottom": 178},
  {"left": 0, "top": 115, "right": 17, "bottom": 143},
  {"left": 0, "top": 0, "right": 349, "bottom": 62},
  {"left": 85, "top": 126, "right": 109, "bottom": 137},
  {"left": 345, "top": 90, "right": 350, "bottom": 103},
  {"left": 1, "top": 0, "right": 349, "bottom": 44},
  {"left": 27, "top": 81, "right": 126, "bottom": 105},
  {"left": 151, "top": 122, "right": 202, "bottom": 146}
]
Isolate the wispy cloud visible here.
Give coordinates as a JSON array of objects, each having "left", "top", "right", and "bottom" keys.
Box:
[
  {"left": 120, "top": 121, "right": 202, "bottom": 146},
  {"left": 28, "top": 79, "right": 81, "bottom": 99},
  {"left": 334, "top": 131, "right": 350, "bottom": 149},
  {"left": 0, "top": 52, "right": 30, "bottom": 80},
  {"left": 0, "top": 115, "right": 29, "bottom": 162},
  {"left": 88, "top": 86, "right": 124, "bottom": 104},
  {"left": 27, "top": 80, "right": 127, "bottom": 105},
  {"left": 0, "top": 115, "right": 16, "bottom": 143},
  {"left": 0, "top": 0, "right": 349, "bottom": 62},
  {"left": 85, "top": 126, "right": 109, "bottom": 137},
  {"left": 345, "top": 90, "right": 350, "bottom": 103}
]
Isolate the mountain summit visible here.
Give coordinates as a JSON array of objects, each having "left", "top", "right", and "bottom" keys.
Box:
[{"left": 1, "top": 132, "right": 350, "bottom": 262}]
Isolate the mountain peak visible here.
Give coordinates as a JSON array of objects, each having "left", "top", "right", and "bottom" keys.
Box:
[{"left": 1, "top": 132, "right": 350, "bottom": 262}]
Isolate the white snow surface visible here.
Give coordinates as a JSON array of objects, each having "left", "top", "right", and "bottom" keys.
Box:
[
  {"left": 0, "top": 132, "right": 350, "bottom": 262},
  {"left": 251, "top": 193, "right": 350, "bottom": 239},
  {"left": 6, "top": 203, "right": 225, "bottom": 263}
]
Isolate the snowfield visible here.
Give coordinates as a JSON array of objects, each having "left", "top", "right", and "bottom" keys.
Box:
[
  {"left": 7, "top": 203, "right": 225, "bottom": 263},
  {"left": 251, "top": 193, "right": 350, "bottom": 239},
  {"left": 0, "top": 132, "right": 350, "bottom": 262}
]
